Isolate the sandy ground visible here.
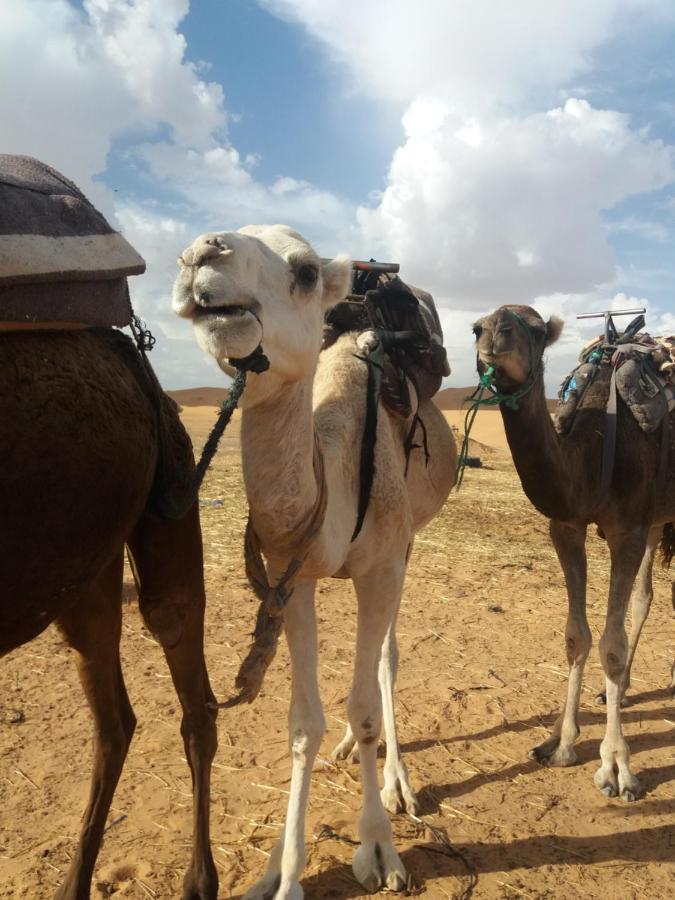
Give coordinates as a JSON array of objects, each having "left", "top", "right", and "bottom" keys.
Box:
[{"left": 1, "top": 406, "right": 674, "bottom": 899}]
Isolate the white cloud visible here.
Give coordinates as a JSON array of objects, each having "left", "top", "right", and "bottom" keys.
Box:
[
  {"left": 357, "top": 98, "right": 674, "bottom": 305},
  {"left": 262, "top": 0, "right": 675, "bottom": 111},
  {"left": 0, "top": 0, "right": 351, "bottom": 385},
  {"left": 263, "top": 0, "right": 675, "bottom": 392}
]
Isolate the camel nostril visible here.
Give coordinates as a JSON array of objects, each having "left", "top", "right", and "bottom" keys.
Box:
[{"left": 198, "top": 291, "right": 211, "bottom": 305}]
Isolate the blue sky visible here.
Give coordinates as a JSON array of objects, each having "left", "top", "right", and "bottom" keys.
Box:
[{"left": 2, "top": 0, "right": 675, "bottom": 389}]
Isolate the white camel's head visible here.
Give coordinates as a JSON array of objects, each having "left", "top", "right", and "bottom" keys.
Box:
[{"left": 173, "top": 224, "right": 352, "bottom": 399}]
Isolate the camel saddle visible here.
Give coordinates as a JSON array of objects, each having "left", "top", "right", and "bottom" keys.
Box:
[
  {"left": 323, "top": 271, "right": 450, "bottom": 540},
  {"left": 0, "top": 155, "right": 145, "bottom": 329},
  {"left": 323, "top": 272, "right": 450, "bottom": 418},
  {"left": 555, "top": 314, "right": 675, "bottom": 492}
]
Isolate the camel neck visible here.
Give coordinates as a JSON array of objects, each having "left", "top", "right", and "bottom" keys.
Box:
[
  {"left": 499, "top": 376, "right": 575, "bottom": 520},
  {"left": 240, "top": 375, "right": 317, "bottom": 546}
]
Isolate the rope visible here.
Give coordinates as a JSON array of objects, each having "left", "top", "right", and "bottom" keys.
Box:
[
  {"left": 154, "top": 345, "right": 269, "bottom": 519},
  {"left": 456, "top": 310, "right": 542, "bottom": 489},
  {"left": 215, "top": 428, "right": 328, "bottom": 707}
]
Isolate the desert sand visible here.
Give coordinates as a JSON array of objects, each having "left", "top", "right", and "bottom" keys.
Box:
[{"left": 1, "top": 395, "right": 673, "bottom": 899}]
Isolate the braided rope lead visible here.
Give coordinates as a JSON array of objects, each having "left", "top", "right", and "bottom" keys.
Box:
[{"left": 157, "top": 346, "right": 270, "bottom": 519}]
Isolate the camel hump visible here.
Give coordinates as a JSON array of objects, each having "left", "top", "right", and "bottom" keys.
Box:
[
  {"left": 323, "top": 271, "right": 450, "bottom": 414},
  {"left": 0, "top": 155, "right": 145, "bottom": 328}
]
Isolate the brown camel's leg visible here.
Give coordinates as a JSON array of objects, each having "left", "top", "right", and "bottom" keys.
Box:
[
  {"left": 55, "top": 551, "right": 135, "bottom": 900},
  {"left": 594, "top": 526, "right": 648, "bottom": 801},
  {"left": 596, "top": 524, "right": 661, "bottom": 707},
  {"left": 531, "top": 520, "right": 590, "bottom": 767},
  {"left": 670, "top": 582, "right": 675, "bottom": 696},
  {"left": 128, "top": 505, "right": 218, "bottom": 900}
]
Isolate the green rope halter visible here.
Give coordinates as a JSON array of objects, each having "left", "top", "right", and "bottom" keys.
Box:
[{"left": 455, "top": 309, "right": 542, "bottom": 488}]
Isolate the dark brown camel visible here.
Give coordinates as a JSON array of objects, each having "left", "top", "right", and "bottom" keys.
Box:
[
  {"left": 0, "top": 327, "right": 218, "bottom": 899},
  {"left": 472, "top": 305, "right": 674, "bottom": 802}
]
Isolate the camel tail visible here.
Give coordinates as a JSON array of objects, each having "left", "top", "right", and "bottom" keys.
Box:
[{"left": 658, "top": 522, "right": 675, "bottom": 573}]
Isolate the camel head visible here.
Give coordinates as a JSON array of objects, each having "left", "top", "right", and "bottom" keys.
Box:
[
  {"left": 472, "top": 305, "right": 563, "bottom": 391},
  {"left": 173, "top": 224, "right": 352, "bottom": 400}
]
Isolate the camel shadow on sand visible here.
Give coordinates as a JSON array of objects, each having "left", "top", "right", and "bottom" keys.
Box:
[{"left": 230, "top": 819, "right": 675, "bottom": 900}]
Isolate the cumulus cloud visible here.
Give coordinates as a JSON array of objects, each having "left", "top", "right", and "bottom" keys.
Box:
[
  {"left": 358, "top": 98, "right": 675, "bottom": 304},
  {"left": 263, "top": 0, "right": 675, "bottom": 390},
  {"left": 0, "top": 0, "right": 351, "bottom": 386},
  {"left": 262, "top": 0, "right": 674, "bottom": 111}
]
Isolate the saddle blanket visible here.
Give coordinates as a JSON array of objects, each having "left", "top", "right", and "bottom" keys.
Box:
[{"left": 0, "top": 155, "right": 144, "bottom": 327}]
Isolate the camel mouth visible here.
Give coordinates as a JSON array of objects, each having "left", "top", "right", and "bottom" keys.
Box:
[{"left": 192, "top": 302, "right": 253, "bottom": 322}]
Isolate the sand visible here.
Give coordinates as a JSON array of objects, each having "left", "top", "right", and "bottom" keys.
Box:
[{"left": 1, "top": 404, "right": 673, "bottom": 899}]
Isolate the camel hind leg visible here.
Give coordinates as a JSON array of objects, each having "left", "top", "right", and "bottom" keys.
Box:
[
  {"left": 596, "top": 525, "right": 661, "bottom": 706},
  {"left": 55, "top": 550, "right": 135, "bottom": 900},
  {"left": 128, "top": 504, "right": 218, "bottom": 900}
]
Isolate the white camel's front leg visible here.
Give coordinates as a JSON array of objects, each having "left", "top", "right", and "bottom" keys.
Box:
[
  {"left": 350, "top": 566, "right": 407, "bottom": 894},
  {"left": 244, "top": 581, "right": 323, "bottom": 900},
  {"left": 594, "top": 529, "right": 647, "bottom": 802},
  {"left": 379, "top": 622, "right": 418, "bottom": 815}
]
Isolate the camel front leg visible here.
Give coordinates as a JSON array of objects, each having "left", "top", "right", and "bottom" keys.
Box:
[
  {"left": 350, "top": 565, "right": 407, "bottom": 894},
  {"left": 594, "top": 527, "right": 648, "bottom": 801},
  {"left": 531, "top": 520, "right": 590, "bottom": 767},
  {"left": 333, "top": 622, "right": 418, "bottom": 815},
  {"left": 596, "top": 525, "right": 660, "bottom": 707},
  {"left": 243, "top": 581, "right": 323, "bottom": 900},
  {"left": 379, "top": 622, "right": 418, "bottom": 815}
]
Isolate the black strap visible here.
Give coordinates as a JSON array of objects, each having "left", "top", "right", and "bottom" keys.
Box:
[
  {"left": 351, "top": 338, "right": 384, "bottom": 541},
  {"left": 600, "top": 365, "right": 618, "bottom": 494}
]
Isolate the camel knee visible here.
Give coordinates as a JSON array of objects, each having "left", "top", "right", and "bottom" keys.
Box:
[
  {"left": 565, "top": 625, "right": 592, "bottom": 665},
  {"left": 289, "top": 713, "right": 325, "bottom": 760},
  {"left": 599, "top": 631, "right": 628, "bottom": 680},
  {"left": 347, "top": 692, "right": 382, "bottom": 745},
  {"left": 181, "top": 703, "right": 218, "bottom": 762},
  {"left": 138, "top": 593, "right": 186, "bottom": 649}
]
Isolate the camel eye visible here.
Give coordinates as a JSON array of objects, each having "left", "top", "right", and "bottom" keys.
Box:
[
  {"left": 472, "top": 324, "right": 483, "bottom": 339},
  {"left": 296, "top": 264, "right": 319, "bottom": 289}
]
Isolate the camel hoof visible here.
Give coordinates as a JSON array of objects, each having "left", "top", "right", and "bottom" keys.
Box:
[
  {"left": 332, "top": 740, "right": 358, "bottom": 763},
  {"left": 381, "top": 783, "right": 419, "bottom": 817},
  {"left": 594, "top": 767, "right": 619, "bottom": 798},
  {"left": 182, "top": 863, "right": 218, "bottom": 900},
  {"left": 620, "top": 773, "right": 642, "bottom": 802},
  {"left": 243, "top": 873, "right": 288, "bottom": 900},
  {"left": 353, "top": 842, "right": 406, "bottom": 894},
  {"left": 529, "top": 740, "right": 576, "bottom": 767}
]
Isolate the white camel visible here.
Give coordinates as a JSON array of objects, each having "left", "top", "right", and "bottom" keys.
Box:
[{"left": 173, "top": 224, "right": 456, "bottom": 898}]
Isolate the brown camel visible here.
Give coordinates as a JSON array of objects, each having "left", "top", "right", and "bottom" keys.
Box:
[
  {"left": 0, "top": 327, "right": 218, "bottom": 899},
  {"left": 472, "top": 305, "right": 675, "bottom": 802}
]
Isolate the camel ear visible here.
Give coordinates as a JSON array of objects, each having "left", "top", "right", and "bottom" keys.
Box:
[
  {"left": 545, "top": 315, "right": 564, "bottom": 347},
  {"left": 321, "top": 255, "right": 352, "bottom": 308}
]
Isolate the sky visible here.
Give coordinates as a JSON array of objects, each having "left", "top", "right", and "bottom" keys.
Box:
[{"left": 2, "top": 0, "right": 675, "bottom": 392}]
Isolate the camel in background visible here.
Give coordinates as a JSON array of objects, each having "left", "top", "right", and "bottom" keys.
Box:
[
  {"left": 1, "top": 328, "right": 218, "bottom": 900},
  {"left": 473, "top": 304, "right": 674, "bottom": 802},
  {"left": 174, "top": 225, "right": 456, "bottom": 898}
]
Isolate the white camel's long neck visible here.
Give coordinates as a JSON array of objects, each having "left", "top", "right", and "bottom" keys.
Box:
[{"left": 240, "top": 374, "right": 317, "bottom": 550}]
